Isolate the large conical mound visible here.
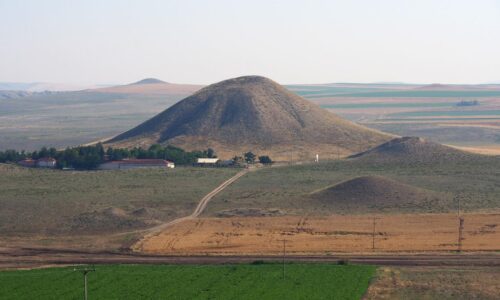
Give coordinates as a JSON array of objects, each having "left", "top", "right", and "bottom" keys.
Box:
[
  {"left": 310, "top": 175, "right": 448, "bottom": 212},
  {"left": 350, "top": 136, "right": 477, "bottom": 163},
  {"left": 109, "top": 76, "right": 392, "bottom": 160}
]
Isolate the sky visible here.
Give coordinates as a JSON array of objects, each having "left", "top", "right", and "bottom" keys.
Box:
[{"left": 1, "top": 0, "right": 499, "bottom": 85}]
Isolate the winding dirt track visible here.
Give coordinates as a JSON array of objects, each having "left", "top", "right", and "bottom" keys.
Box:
[{"left": 131, "top": 169, "right": 249, "bottom": 252}]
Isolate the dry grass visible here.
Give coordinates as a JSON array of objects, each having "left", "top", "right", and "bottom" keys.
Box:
[
  {"left": 365, "top": 266, "right": 500, "bottom": 300},
  {"left": 140, "top": 213, "right": 500, "bottom": 255}
]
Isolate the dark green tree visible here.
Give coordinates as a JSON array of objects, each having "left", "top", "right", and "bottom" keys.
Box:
[
  {"left": 258, "top": 155, "right": 273, "bottom": 164},
  {"left": 244, "top": 151, "right": 256, "bottom": 164}
]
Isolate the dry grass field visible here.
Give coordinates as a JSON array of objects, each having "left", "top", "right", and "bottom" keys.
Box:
[
  {"left": 139, "top": 213, "right": 500, "bottom": 255},
  {"left": 366, "top": 266, "right": 500, "bottom": 300},
  {"left": 0, "top": 164, "right": 238, "bottom": 237}
]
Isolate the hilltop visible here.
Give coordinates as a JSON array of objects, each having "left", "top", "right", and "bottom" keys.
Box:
[
  {"left": 131, "top": 78, "right": 167, "bottom": 85},
  {"left": 349, "top": 136, "right": 478, "bottom": 163},
  {"left": 109, "top": 76, "right": 392, "bottom": 160},
  {"left": 310, "top": 175, "right": 447, "bottom": 212}
]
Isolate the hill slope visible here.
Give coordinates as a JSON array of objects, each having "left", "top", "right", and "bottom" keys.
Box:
[
  {"left": 310, "top": 175, "right": 448, "bottom": 212},
  {"left": 109, "top": 76, "right": 392, "bottom": 160},
  {"left": 349, "top": 136, "right": 478, "bottom": 163}
]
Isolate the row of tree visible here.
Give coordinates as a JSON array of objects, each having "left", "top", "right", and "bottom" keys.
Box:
[
  {"left": 0, "top": 144, "right": 218, "bottom": 170},
  {"left": 233, "top": 152, "right": 272, "bottom": 164}
]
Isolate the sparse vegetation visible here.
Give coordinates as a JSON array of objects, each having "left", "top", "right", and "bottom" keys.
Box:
[
  {"left": 0, "top": 264, "right": 375, "bottom": 300},
  {"left": 0, "top": 164, "right": 238, "bottom": 236},
  {"left": 205, "top": 156, "right": 500, "bottom": 215}
]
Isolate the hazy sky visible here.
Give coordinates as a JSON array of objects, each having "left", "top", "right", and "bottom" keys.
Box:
[{"left": 1, "top": 0, "right": 499, "bottom": 85}]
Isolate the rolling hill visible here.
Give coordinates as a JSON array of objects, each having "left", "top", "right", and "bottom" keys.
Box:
[
  {"left": 349, "top": 136, "right": 479, "bottom": 163},
  {"left": 109, "top": 76, "right": 393, "bottom": 160},
  {"left": 310, "top": 175, "right": 448, "bottom": 212}
]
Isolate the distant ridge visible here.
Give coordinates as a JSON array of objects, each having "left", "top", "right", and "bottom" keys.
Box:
[
  {"left": 350, "top": 136, "right": 478, "bottom": 163},
  {"left": 131, "top": 78, "right": 167, "bottom": 85},
  {"left": 108, "top": 75, "right": 393, "bottom": 160}
]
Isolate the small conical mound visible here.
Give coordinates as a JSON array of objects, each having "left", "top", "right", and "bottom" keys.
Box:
[
  {"left": 109, "top": 76, "right": 392, "bottom": 160},
  {"left": 310, "top": 175, "right": 448, "bottom": 212},
  {"left": 350, "top": 136, "right": 476, "bottom": 163},
  {"left": 132, "top": 78, "right": 166, "bottom": 85}
]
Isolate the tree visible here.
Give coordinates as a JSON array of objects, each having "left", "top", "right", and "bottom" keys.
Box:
[
  {"left": 207, "top": 148, "right": 217, "bottom": 158},
  {"left": 258, "top": 155, "right": 273, "bottom": 164},
  {"left": 244, "top": 151, "right": 256, "bottom": 164}
]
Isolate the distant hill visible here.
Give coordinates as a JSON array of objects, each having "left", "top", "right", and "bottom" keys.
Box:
[
  {"left": 131, "top": 78, "right": 167, "bottom": 85},
  {"left": 349, "top": 136, "right": 478, "bottom": 163},
  {"left": 310, "top": 175, "right": 448, "bottom": 212},
  {"left": 93, "top": 78, "right": 202, "bottom": 95},
  {"left": 0, "top": 90, "right": 51, "bottom": 100},
  {"left": 108, "top": 76, "right": 393, "bottom": 160}
]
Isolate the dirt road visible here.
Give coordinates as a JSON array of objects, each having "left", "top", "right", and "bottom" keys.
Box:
[
  {"left": 131, "top": 169, "right": 249, "bottom": 251},
  {"left": 1, "top": 247, "right": 500, "bottom": 269}
]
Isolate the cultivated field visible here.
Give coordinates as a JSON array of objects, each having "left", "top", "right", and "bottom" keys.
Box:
[
  {"left": 0, "top": 264, "right": 375, "bottom": 300},
  {"left": 139, "top": 213, "right": 500, "bottom": 254},
  {"left": 288, "top": 84, "right": 500, "bottom": 151}
]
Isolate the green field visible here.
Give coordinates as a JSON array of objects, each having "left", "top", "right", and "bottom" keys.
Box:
[
  {"left": 321, "top": 102, "right": 453, "bottom": 109},
  {"left": 0, "top": 264, "right": 375, "bottom": 300},
  {"left": 321, "top": 90, "right": 500, "bottom": 98},
  {"left": 390, "top": 110, "right": 500, "bottom": 118}
]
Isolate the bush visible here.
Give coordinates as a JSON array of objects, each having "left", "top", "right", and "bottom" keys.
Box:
[{"left": 258, "top": 155, "right": 273, "bottom": 164}]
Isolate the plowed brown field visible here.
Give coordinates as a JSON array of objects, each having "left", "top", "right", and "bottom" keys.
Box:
[{"left": 140, "top": 213, "right": 500, "bottom": 255}]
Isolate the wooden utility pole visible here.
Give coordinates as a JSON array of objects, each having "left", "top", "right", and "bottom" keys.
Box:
[
  {"left": 456, "top": 195, "right": 464, "bottom": 253},
  {"left": 280, "top": 239, "right": 287, "bottom": 280},
  {"left": 458, "top": 217, "right": 464, "bottom": 253},
  {"left": 74, "top": 266, "right": 95, "bottom": 300},
  {"left": 372, "top": 217, "right": 376, "bottom": 252}
]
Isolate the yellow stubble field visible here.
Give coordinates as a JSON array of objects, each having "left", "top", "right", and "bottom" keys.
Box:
[{"left": 139, "top": 213, "right": 500, "bottom": 255}]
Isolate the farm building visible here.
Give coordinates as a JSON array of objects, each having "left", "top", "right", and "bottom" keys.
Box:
[
  {"left": 99, "top": 159, "right": 175, "bottom": 170},
  {"left": 196, "top": 158, "right": 220, "bottom": 166},
  {"left": 36, "top": 157, "right": 57, "bottom": 168},
  {"left": 18, "top": 159, "right": 36, "bottom": 168}
]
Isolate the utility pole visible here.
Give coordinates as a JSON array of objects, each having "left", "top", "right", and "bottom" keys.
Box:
[
  {"left": 281, "top": 239, "right": 287, "bottom": 280},
  {"left": 74, "top": 266, "right": 95, "bottom": 300},
  {"left": 372, "top": 217, "right": 378, "bottom": 252},
  {"left": 456, "top": 195, "right": 464, "bottom": 253},
  {"left": 458, "top": 217, "right": 464, "bottom": 253},
  {"left": 372, "top": 217, "right": 375, "bottom": 252}
]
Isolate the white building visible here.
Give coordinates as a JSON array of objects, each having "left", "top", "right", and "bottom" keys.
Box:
[
  {"left": 99, "top": 159, "right": 175, "bottom": 170},
  {"left": 36, "top": 157, "right": 57, "bottom": 168},
  {"left": 196, "top": 158, "right": 220, "bottom": 166}
]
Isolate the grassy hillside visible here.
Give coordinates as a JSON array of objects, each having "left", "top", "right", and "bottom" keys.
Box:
[
  {"left": 206, "top": 157, "right": 500, "bottom": 215},
  {"left": 0, "top": 164, "right": 238, "bottom": 236},
  {"left": 0, "top": 264, "right": 375, "bottom": 300}
]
